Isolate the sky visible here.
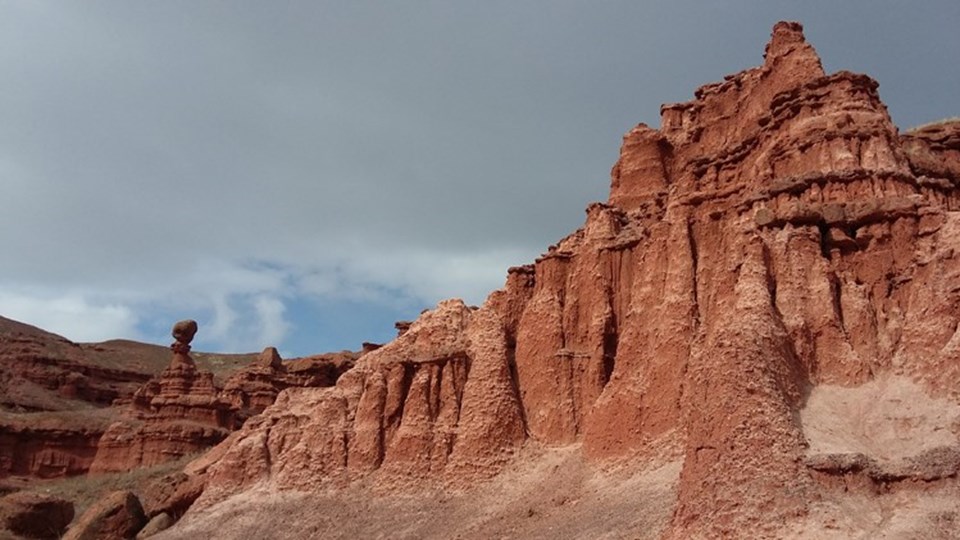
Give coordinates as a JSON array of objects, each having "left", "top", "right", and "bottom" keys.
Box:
[{"left": 1, "top": 2, "right": 957, "bottom": 356}]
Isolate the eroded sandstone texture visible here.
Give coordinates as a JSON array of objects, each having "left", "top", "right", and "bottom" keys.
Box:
[
  {"left": 89, "top": 325, "right": 354, "bottom": 474},
  {"left": 193, "top": 22, "right": 960, "bottom": 537},
  {"left": 196, "top": 300, "right": 525, "bottom": 495},
  {"left": 89, "top": 321, "right": 235, "bottom": 473},
  {"left": 0, "top": 318, "right": 152, "bottom": 478},
  {"left": 220, "top": 348, "right": 356, "bottom": 426}
]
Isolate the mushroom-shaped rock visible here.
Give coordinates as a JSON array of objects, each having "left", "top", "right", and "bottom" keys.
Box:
[
  {"left": 169, "top": 320, "right": 199, "bottom": 365},
  {"left": 172, "top": 319, "right": 198, "bottom": 345}
]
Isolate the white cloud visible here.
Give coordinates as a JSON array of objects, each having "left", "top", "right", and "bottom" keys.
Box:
[
  {"left": 0, "top": 290, "right": 140, "bottom": 343},
  {"left": 252, "top": 295, "right": 291, "bottom": 348},
  {"left": 205, "top": 294, "right": 239, "bottom": 346},
  {"left": 0, "top": 3, "right": 954, "bottom": 355}
]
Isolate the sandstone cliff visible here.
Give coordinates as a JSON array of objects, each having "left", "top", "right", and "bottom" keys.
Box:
[
  {"left": 89, "top": 331, "right": 355, "bottom": 475},
  {"left": 174, "top": 22, "right": 960, "bottom": 539}
]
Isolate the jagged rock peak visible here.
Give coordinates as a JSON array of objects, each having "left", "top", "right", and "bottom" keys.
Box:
[
  {"left": 255, "top": 347, "right": 283, "bottom": 370},
  {"left": 176, "top": 22, "right": 960, "bottom": 539},
  {"left": 763, "top": 20, "right": 823, "bottom": 74},
  {"left": 611, "top": 21, "right": 901, "bottom": 217}
]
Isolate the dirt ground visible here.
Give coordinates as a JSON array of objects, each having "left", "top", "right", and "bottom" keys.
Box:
[
  {"left": 158, "top": 444, "right": 681, "bottom": 540},
  {"left": 158, "top": 375, "right": 960, "bottom": 539}
]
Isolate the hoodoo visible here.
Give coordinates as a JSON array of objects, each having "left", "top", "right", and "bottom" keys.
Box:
[
  {"left": 90, "top": 320, "right": 235, "bottom": 473},
  {"left": 170, "top": 22, "right": 960, "bottom": 539}
]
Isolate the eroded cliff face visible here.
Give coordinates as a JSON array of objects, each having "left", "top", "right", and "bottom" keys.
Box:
[
  {"left": 89, "top": 343, "right": 355, "bottom": 474},
  {"left": 190, "top": 22, "right": 960, "bottom": 538},
  {"left": 220, "top": 348, "right": 355, "bottom": 425},
  {"left": 194, "top": 300, "right": 525, "bottom": 496},
  {"left": 90, "top": 350, "right": 236, "bottom": 474}
]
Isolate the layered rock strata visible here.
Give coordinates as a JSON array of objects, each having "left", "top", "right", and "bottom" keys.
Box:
[
  {"left": 191, "top": 22, "right": 960, "bottom": 538},
  {"left": 220, "top": 348, "right": 355, "bottom": 425},
  {"left": 0, "top": 316, "right": 257, "bottom": 481},
  {"left": 0, "top": 317, "right": 151, "bottom": 412},
  {"left": 0, "top": 412, "right": 108, "bottom": 478},
  {"left": 199, "top": 300, "right": 525, "bottom": 494},
  {"left": 90, "top": 324, "right": 354, "bottom": 474},
  {"left": 90, "top": 321, "right": 234, "bottom": 473}
]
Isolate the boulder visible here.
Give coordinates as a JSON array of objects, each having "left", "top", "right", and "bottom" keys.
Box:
[
  {"left": 135, "top": 513, "right": 173, "bottom": 538},
  {"left": 62, "top": 491, "right": 146, "bottom": 540},
  {"left": 0, "top": 492, "right": 73, "bottom": 539}
]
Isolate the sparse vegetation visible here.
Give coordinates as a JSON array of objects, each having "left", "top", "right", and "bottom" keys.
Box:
[
  {"left": 0, "top": 408, "right": 116, "bottom": 430},
  {"left": 904, "top": 116, "right": 960, "bottom": 133},
  {"left": 193, "top": 353, "right": 256, "bottom": 381},
  {"left": 22, "top": 453, "right": 200, "bottom": 520}
]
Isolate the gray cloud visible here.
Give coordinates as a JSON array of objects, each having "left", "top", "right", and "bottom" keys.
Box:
[{"left": 1, "top": 1, "right": 957, "bottom": 351}]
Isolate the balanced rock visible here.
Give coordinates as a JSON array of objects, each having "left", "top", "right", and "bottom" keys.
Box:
[
  {"left": 171, "top": 320, "right": 198, "bottom": 346},
  {"left": 89, "top": 321, "right": 233, "bottom": 473},
  {"left": 90, "top": 324, "right": 354, "bottom": 474}
]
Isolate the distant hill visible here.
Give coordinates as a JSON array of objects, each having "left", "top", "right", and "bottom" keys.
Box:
[{"left": 0, "top": 315, "right": 256, "bottom": 413}]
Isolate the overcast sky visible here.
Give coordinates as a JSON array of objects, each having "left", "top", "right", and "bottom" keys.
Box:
[{"left": 1, "top": 1, "right": 957, "bottom": 356}]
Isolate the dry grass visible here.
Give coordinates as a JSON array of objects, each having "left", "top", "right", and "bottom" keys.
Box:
[
  {"left": 23, "top": 454, "right": 199, "bottom": 520},
  {"left": 80, "top": 339, "right": 257, "bottom": 381}
]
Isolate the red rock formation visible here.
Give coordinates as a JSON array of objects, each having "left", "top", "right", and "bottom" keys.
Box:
[
  {"left": 186, "top": 22, "right": 960, "bottom": 538},
  {"left": 91, "top": 324, "right": 353, "bottom": 475},
  {"left": 200, "top": 299, "right": 525, "bottom": 497},
  {"left": 63, "top": 490, "right": 146, "bottom": 540},
  {"left": 137, "top": 512, "right": 174, "bottom": 538},
  {"left": 139, "top": 471, "right": 205, "bottom": 520},
  {"left": 219, "top": 348, "right": 355, "bottom": 425},
  {"left": 901, "top": 120, "right": 960, "bottom": 188},
  {"left": 89, "top": 321, "right": 234, "bottom": 473},
  {"left": 0, "top": 412, "right": 106, "bottom": 478},
  {"left": 0, "top": 317, "right": 152, "bottom": 412},
  {"left": 0, "top": 491, "right": 74, "bottom": 539},
  {"left": 0, "top": 316, "right": 258, "bottom": 481}
]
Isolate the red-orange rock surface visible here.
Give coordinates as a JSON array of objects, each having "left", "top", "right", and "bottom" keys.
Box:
[
  {"left": 90, "top": 329, "right": 353, "bottom": 476},
  {"left": 0, "top": 316, "right": 259, "bottom": 482},
  {"left": 0, "top": 491, "right": 74, "bottom": 539},
  {"left": 62, "top": 490, "right": 146, "bottom": 540},
  {"left": 89, "top": 325, "right": 235, "bottom": 474},
  {"left": 139, "top": 471, "right": 205, "bottom": 520},
  {"left": 174, "top": 22, "right": 960, "bottom": 538},
  {"left": 0, "top": 412, "right": 107, "bottom": 478},
  {"left": 0, "top": 318, "right": 144, "bottom": 482},
  {"left": 90, "top": 364, "right": 232, "bottom": 473},
  {"left": 220, "top": 347, "right": 355, "bottom": 425},
  {"left": 0, "top": 317, "right": 153, "bottom": 413},
  {"left": 199, "top": 299, "right": 525, "bottom": 496}
]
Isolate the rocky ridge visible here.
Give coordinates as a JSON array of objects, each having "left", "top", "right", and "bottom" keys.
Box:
[
  {"left": 0, "top": 316, "right": 261, "bottom": 481},
  {"left": 179, "top": 22, "right": 960, "bottom": 539},
  {"left": 89, "top": 323, "right": 355, "bottom": 474},
  {"left": 0, "top": 317, "right": 356, "bottom": 538}
]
